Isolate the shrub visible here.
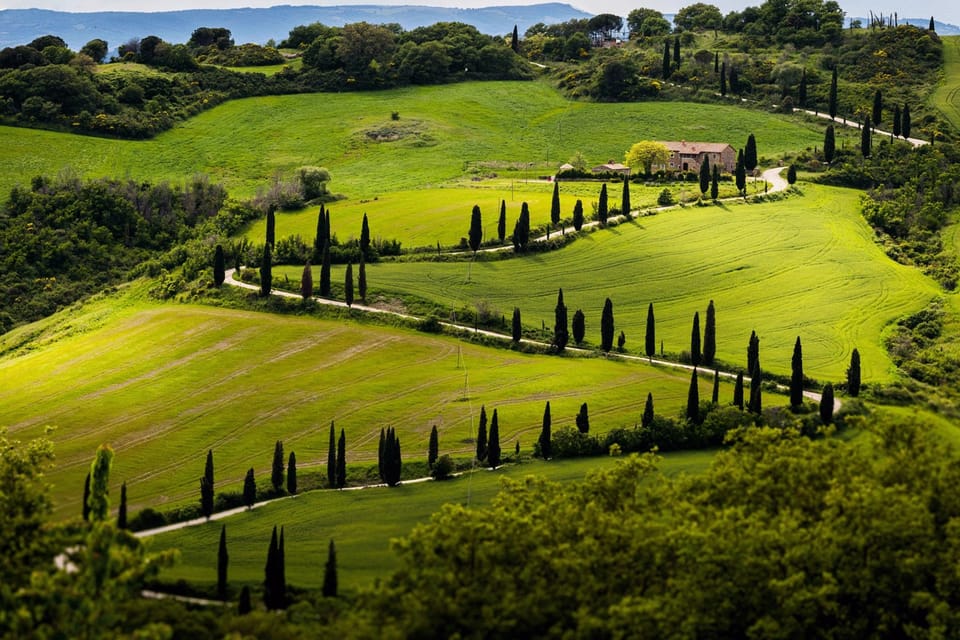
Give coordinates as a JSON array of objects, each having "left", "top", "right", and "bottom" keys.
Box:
[
  {"left": 431, "top": 454, "right": 454, "bottom": 480},
  {"left": 551, "top": 426, "right": 603, "bottom": 458}
]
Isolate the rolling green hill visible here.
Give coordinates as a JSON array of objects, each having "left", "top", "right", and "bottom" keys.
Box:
[{"left": 931, "top": 35, "right": 960, "bottom": 131}]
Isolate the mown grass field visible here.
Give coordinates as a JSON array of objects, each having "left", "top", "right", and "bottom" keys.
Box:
[
  {"left": 150, "top": 449, "right": 716, "bottom": 592},
  {"left": 0, "top": 80, "right": 829, "bottom": 200},
  {"left": 275, "top": 183, "right": 940, "bottom": 382},
  {"left": 0, "top": 293, "right": 737, "bottom": 519},
  {"left": 931, "top": 36, "right": 960, "bottom": 132}
]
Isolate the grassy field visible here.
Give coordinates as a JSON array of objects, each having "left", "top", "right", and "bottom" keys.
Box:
[
  {"left": 149, "top": 449, "right": 716, "bottom": 592},
  {"left": 0, "top": 81, "right": 829, "bottom": 201},
  {"left": 273, "top": 183, "right": 939, "bottom": 382},
  {"left": 0, "top": 293, "right": 739, "bottom": 520},
  {"left": 931, "top": 36, "right": 960, "bottom": 132}
]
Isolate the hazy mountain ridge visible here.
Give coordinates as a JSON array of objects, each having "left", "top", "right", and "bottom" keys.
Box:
[{"left": 0, "top": 3, "right": 593, "bottom": 51}]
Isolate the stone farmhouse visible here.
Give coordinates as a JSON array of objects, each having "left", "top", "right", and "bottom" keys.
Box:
[{"left": 658, "top": 141, "right": 737, "bottom": 173}]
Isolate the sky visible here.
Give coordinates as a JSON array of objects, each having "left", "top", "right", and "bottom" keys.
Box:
[{"left": 2, "top": 0, "right": 957, "bottom": 26}]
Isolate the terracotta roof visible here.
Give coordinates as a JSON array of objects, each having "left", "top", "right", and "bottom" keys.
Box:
[
  {"left": 659, "top": 141, "right": 733, "bottom": 154},
  {"left": 594, "top": 163, "right": 630, "bottom": 171}
]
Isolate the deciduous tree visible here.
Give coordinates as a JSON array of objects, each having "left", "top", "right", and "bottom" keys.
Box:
[{"left": 625, "top": 141, "right": 669, "bottom": 176}]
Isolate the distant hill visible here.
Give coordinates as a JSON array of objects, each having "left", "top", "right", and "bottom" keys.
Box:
[
  {"left": 0, "top": 4, "right": 593, "bottom": 51},
  {"left": 847, "top": 17, "right": 960, "bottom": 34}
]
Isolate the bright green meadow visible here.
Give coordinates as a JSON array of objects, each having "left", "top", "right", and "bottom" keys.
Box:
[
  {"left": 149, "top": 449, "right": 716, "bottom": 592},
  {"left": 931, "top": 36, "right": 960, "bottom": 132}
]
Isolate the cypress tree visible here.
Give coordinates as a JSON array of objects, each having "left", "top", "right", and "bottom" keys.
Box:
[
  {"left": 512, "top": 307, "right": 522, "bottom": 343},
  {"left": 572, "top": 199, "right": 584, "bottom": 231},
  {"left": 300, "top": 262, "right": 313, "bottom": 300},
  {"left": 392, "top": 430, "right": 402, "bottom": 485},
  {"left": 118, "top": 481, "right": 128, "bottom": 530},
  {"left": 378, "top": 427, "right": 386, "bottom": 481},
  {"left": 787, "top": 164, "right": 797, "bottom": 184},
  {"left": 344, "top": 262, "right": 354, "bottom": 307},
  {"left": 469, "top": 204, "right": 483, "bottom": 254},
  {"left": 214, "top": 244, "right": 225, "bottom": 287},
  {"left": 712, "top": 369, "right": 720, "bottom": 404},
  {"left": 847, "top": 348, "right": 861, "bottom": 397},
  {"left": 550, "top": 181, "right": 561, "bottom": 229},
  {"left": 238, "top": 585, "right": 251, "bottom": 615},
  {"left": 642, "top": 392, "right": 654, "bottom": 428},
  {"left": 265, "top": 205, "right": 275, "bottom": 249},
  {"left": 259, "top": 243, "right": 272, "bottom": 296},
  {"left": 621, "top": 175, "right": 631, "bottom": 217},
  {"left": 828, "top": 66, "right": 838, "bottom": 119},
  {"left": 243, "top": 468, "right": 256, "bottom": 508},
  {"left": 645, "top": 303, "right": 656, "bottom": 358},
  {"left": 703, "top": 300, "right": 716, "bottom": 366},
  {"left": 714, "top": 50, "right": 719, "bottom": 72},
  {"left": 218, "top": 524, "right": 229, "bottom": 599},
  {"left": 498, "top": 199, "right": 507, "bottom": 243},
  {"left": 358, "top": 253, "right": 367, "bottom": 302},
  {"left": 734, "top": 372, "right": 744, "bottom": 410},
  {"left": 428, "top": 425, "right": 439, "bottom": 468},
  {"left": 511, "top": 25, "right": 519, "bottom": 52},
  {"left": 286, "top": 451, "right": 297, "bottom": 495},
  {"left": 539, "top": 401, "right": 552, "bottom": 459},
  {"left": 383, "top": 427, "right": 402, "bottom": 486},
  {"left": 929, "top": 16, "right": 936, "bottom": 31},
  {"left": 720, "top": 61, "right": 727, "bottom": 96},
  {"left": 553, "top": 288, "right": 568, "bottom": 351},
  {"left": 662, "top": 39, "right": 671, "bottom": 78},
  {"left": 327, "top": 421, "right": 337, "bottom": 489},
  {"left": 902, "top": 103, "right": 911, "bottom": 139},
  {"left": 893, "top": 104, "right": 901, "bottom": 137},
  {"left": 82, "top": 472, "right": 91, "bottom": 521},
  {"left": 598, "top": 183, "right": 608, "bottom": 225},
  {"left": 673, "top": 35, "right": 680, "bottom": 68},
  {"left": 88, "top": 444, "right": 113, "bottom": 522},
  {"left": 201, "top": 449, "right": 214, "bottom": 519},
  {"left": 744, "top": 134, "right": 758, "bottom": 172},
  {"left": 601, "top": 297, "right": 614, "bottom": 353},
  {"left": 710, "top": 164, "right": 719, "bottom": 200},
  {"left": 336, "top": 428, "right": 346, "bottom": 489},
  {"left": 320, "top": 241, "right": 331, "bottom": 297},
  {"left": 576, "top": 402, "right": 589, "bottom": 434},
  {"left": 476, "top": 405, "right": 488, "bottom": 462},
  {"left": 572, "top": 308, "right": 585, "bottom": 344},
  {"left": 686, "top": 368, "right": 700, "bottom": 424},
  {"left": 798, "top": 68, "right": 807, "bottom": 107},
  {"left": 872, "top": 89, "right": 882, "bottom": 130},
  {"left": 264, "top": 526, "right": 278, "bottom": 609},
  {"left": 690, "top": 311, "right": 702, "bottom": 366},
  {"left": 488, "top": 409, "right": 501, "bottom": 468},
  {"left": 820, "top": 383, "right": 835, "bottom": 425},
  {"left": 824, "top": 124, "right": 836, "bottom": 163},
  {"left": 861, "top": 115, "right": 872, "bottom": 157},
  {"left": 271, "top": 440, "right": 284, "bottom": 493},
  {"left": 360, "top": 213, "right": 370, "bottom": 259},
  {"left": 747, "top": 330, "right": 759, "bottom": 374},
  {"left": 699, "top": 156, "right": 710, "bottom": 194},
  {"left": 323, "top": 540, "right": 337, "bottom": 597},
  {"left": 618, "top": 330, "right": 626, "bottom": 352},
  {"left": 512, "top": 202, "right": 530, "bottom": 250},
  {"left": 749, "top": 362, "right": 762, "bottom": 415},
  {"left": 314, "top": 203, "right": 326, "bottom": 260},
  {"left": 735, "top": 149, "right": 746, "bottom": 194}
]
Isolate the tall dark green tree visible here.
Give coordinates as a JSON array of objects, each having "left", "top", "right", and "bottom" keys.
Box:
[
  {"left": 601, "top": 298, "right": 615, "bottom": 353},
  {"left": 690, "top": 311, "right": 702, "bottom": 367},
  {"left": 358, "top": 253, "right": 367, "bottom": 302},
  {"left": 488, "top": 409, "right": 501, "bottom": 469},
  {"left": 699, "top": 156, "right": 711, "bottom": 195},
  {"left": 847, "top": 348, "right": 861, "bottom": 397},
  {"left": 377, "top": 428, "right": 386, "bottom": 482},
  {"left": 327, "top": 422, "right": 337, "bottom": 489},
  {"left": 320, "top": 241, "right": 331, "bottom": 297},
  {"left": 469, "top": 204, "right": 483, "bottom": 254},
  {"left": 828, "top": 66, "right": 838, "bottom": 119},
  {"left": 539, "top": 401, "right": 552, "bottom": 459},
  {"left": 286, "top": 451, "right": 297, "bottom": 495},
  {"left": 382, "top": 427, "right": 402, "bottom": 487},
  {"left": 572, "top": 309, "right": 585, "bottom": 344},
  {"left": 645, "top": 303, "right": 655, "bottom": 358},
  {"left": 323, "top": 539, "right": 337, "bottom": 597},
  {"left": 214, "top": 244, "right": 225, "bottom": 287},
  {"left": 360, "top": 213, "right": 371, "bottom": 259},
  {"left": 893, "top": 104, "right": 901, "bottom": 137},
  {"left": 271, "top": 440, "right": 284, "bottom": 493},
  {"left": 572, "top": 199, "right": 584, "bottom": 231},
  {"left": 201, "top": 449, "right": 214, "bottom": 519},
  {"left": 576, "top": 402, "right": 589, "bottom": 434},
  {"left": 720, "top": 61, "right": 727, "bottom": 96},
  {"left": 729, "top": 66, "right": 739, "bottom": 94},
  {"left": 511, "top": 25, "right": 519, "bottom": 52},
  {"left": 733, "top": 372, "right": 744, "bottom": 410},
  {"left": 344, "top": 262, "right": 354, "bottom": 307},
  {"left": 118, "top": 481, "right": 127, "bottom": 530},
  {"left": 673, "top": 35, "right": 680, "bottom": 68},
  {"left": 82, "top": 472, "right": 91, "bottom": 521},
  {"left": 512, "top": 307, "right": 521, "bottom": 343},
  {"left": 712, "top": 369, "right": 720, "bottom": 404},
  {"left": 263, "top": 525, "right": 286, "bottom": 610},
  {"left": 476, "top": 405, "right": 488, "bottom": 462},
  {"left": 259, "top": 243, "right": 272, "bottom": 296},
  {"left": 872, "top": 89, "right": 882, "bottom": 131},
  {"left": 902, "top": 103, "right": 911, "bottom": 139},
  {"left": 550, "top": 181, "right": 561, "bottom": 229},
  {"left": 748, "top": 362, "right": 762, "bottom": 415},
  {"left": 428, "top": 425, "right": 439, "bottom": 468},
  {"left": 747, "top": 330, "right": 760, "bottom": 374},
  {"left": 798, "top": 68, "right": 807, "bottom": 107},
  {"left": 642, "top": 392, "right": 654, "bottom": 428},
  {"left": 662, "top": 39, "right": 671, "bottom": 78},
  {"left": 301, "top": 262, "right": 313, "bottom": 300},
  {"left": 929, "top": 16, "right": 936, "bottom": 31},
  {"left": 336, "top": 428, "right": 346, "bottom": 489},
  {"left": 820, "top": 383, "right": 835, "bottom": 425},
  {"left": 861, "top": 115, "right": 872, "bottom": 157},
  {"left": 217, "top": 524, "right": 228, "bottom": 600},
  {"left": 498, "top": 199, "right": 506, "bottom": 243},
  {"left": 714, "top": 51, "right": 719, "bottom": 72},
  {"left": 598, "top": 183, "right": 609, "bottom": 225},
  {"left": 621, "top": 175, "right": 631, "bottom": 217},
  {"left": 735, "top": 149, "right": 746, "bottom": 194},
  {"left": 686, "top": 368, "right": 700, "bottom": 424},
  {"left": 710, "top": 164, "right": 720, "bottom": 200},
  {"left": 618, "top": 331, "right": 626, "bottom": 352},
  {"left": 823, "top": 124, "right": 836, "bottom": 164},
  {"left": 243, "top": 468, "right": 256, "bottom": 508},
  {"left": 744, "top": 134, "right": 758, "bottom": 172},
  {"left": 265, "top": 205, "right": 276, "bottom": 249},
  {"left": 786, "top": 164, "right": 797, "bottom": 184},
  {"left": 238, "top": 586, "right": 251, "bottom": 615},
  {"left": 512, "top": 202, "right": 530, "bottom": 251},
  {"left": 314, "top": 204, "right": 327, "bottom": 259},
  {"left": 703, "top": 300, "right": 716, "bottom": 366},
  {"left": 553, "top": 288, "right": 569, "bottom": 351}
]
